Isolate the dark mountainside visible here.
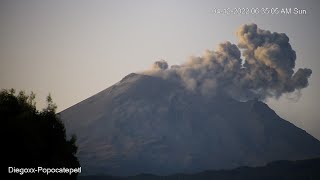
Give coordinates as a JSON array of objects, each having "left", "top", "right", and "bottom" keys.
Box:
[
  {"left": 60, "top": 73, "right": 320, "bottom": 176},
  {"left": 78, "top": 158, "right": 320, "bottom": 180}
]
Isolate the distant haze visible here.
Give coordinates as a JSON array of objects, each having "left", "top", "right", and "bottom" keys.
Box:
[{"left": 1, "top": 0, "right": 320, "bottom": 139}]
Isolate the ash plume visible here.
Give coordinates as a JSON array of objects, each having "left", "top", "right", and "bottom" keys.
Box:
[
  {"left": 143, "top": 24, "right": 312, "bottom": 100},
  {"left": 152, "top": 60, "right": 169, "bottom": 70}
]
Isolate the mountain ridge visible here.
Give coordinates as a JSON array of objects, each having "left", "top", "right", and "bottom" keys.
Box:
[
  {"left": 60, "top": 73, "right": 320, "bottom": 176},
  {"left": 77, "top": 157, "right": 320, "bottom": 180}
]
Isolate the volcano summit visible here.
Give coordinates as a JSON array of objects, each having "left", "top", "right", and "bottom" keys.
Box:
[{"left": 60, "top": 73, "right": 320, "bottom": 176}]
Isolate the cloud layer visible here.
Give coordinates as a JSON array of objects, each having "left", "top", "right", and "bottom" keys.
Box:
[{"left": 145, "top": 24, "right": 312, "bottom": 100}]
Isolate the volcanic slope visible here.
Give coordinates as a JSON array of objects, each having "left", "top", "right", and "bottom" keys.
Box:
[{"left": 60, "top": 73, "right": 320, "bottom": 176}]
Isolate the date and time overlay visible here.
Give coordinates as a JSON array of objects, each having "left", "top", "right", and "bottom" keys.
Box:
[{"left": 212, "top": 7, "right": 308, "bottom": 15}]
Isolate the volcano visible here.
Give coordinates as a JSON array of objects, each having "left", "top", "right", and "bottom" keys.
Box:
[{"left": 60, "top": 73, "right": 320, "bottom": 176}]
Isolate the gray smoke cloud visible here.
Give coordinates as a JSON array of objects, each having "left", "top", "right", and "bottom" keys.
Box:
[
  {"left": 152, "top": 60, "right": 169, "bottom": 70},
  {"left": 144, "top": 24, "right": 312, "bottom": 100}
]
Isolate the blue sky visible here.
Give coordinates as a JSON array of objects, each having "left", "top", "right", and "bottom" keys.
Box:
[{"left": 1, "top": 0, "right": 320, "bottom": 139}]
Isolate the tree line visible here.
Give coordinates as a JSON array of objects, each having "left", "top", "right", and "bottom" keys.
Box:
[{"left": 1, "top": 89, "right": 80, "bottom": 180}]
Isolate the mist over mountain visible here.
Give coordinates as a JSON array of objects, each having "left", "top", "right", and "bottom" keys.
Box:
[{"left": 60, "top": 73, "right": 320, "bottom": 176}]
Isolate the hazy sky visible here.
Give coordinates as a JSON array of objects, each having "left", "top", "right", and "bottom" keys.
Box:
[{"left": 1, "top": 0, "right": 320, "bottom": 139}]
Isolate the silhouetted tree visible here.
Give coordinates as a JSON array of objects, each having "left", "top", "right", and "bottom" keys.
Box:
[{"left": 2, "top": 89, "right": 80, "bottom": 180}]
